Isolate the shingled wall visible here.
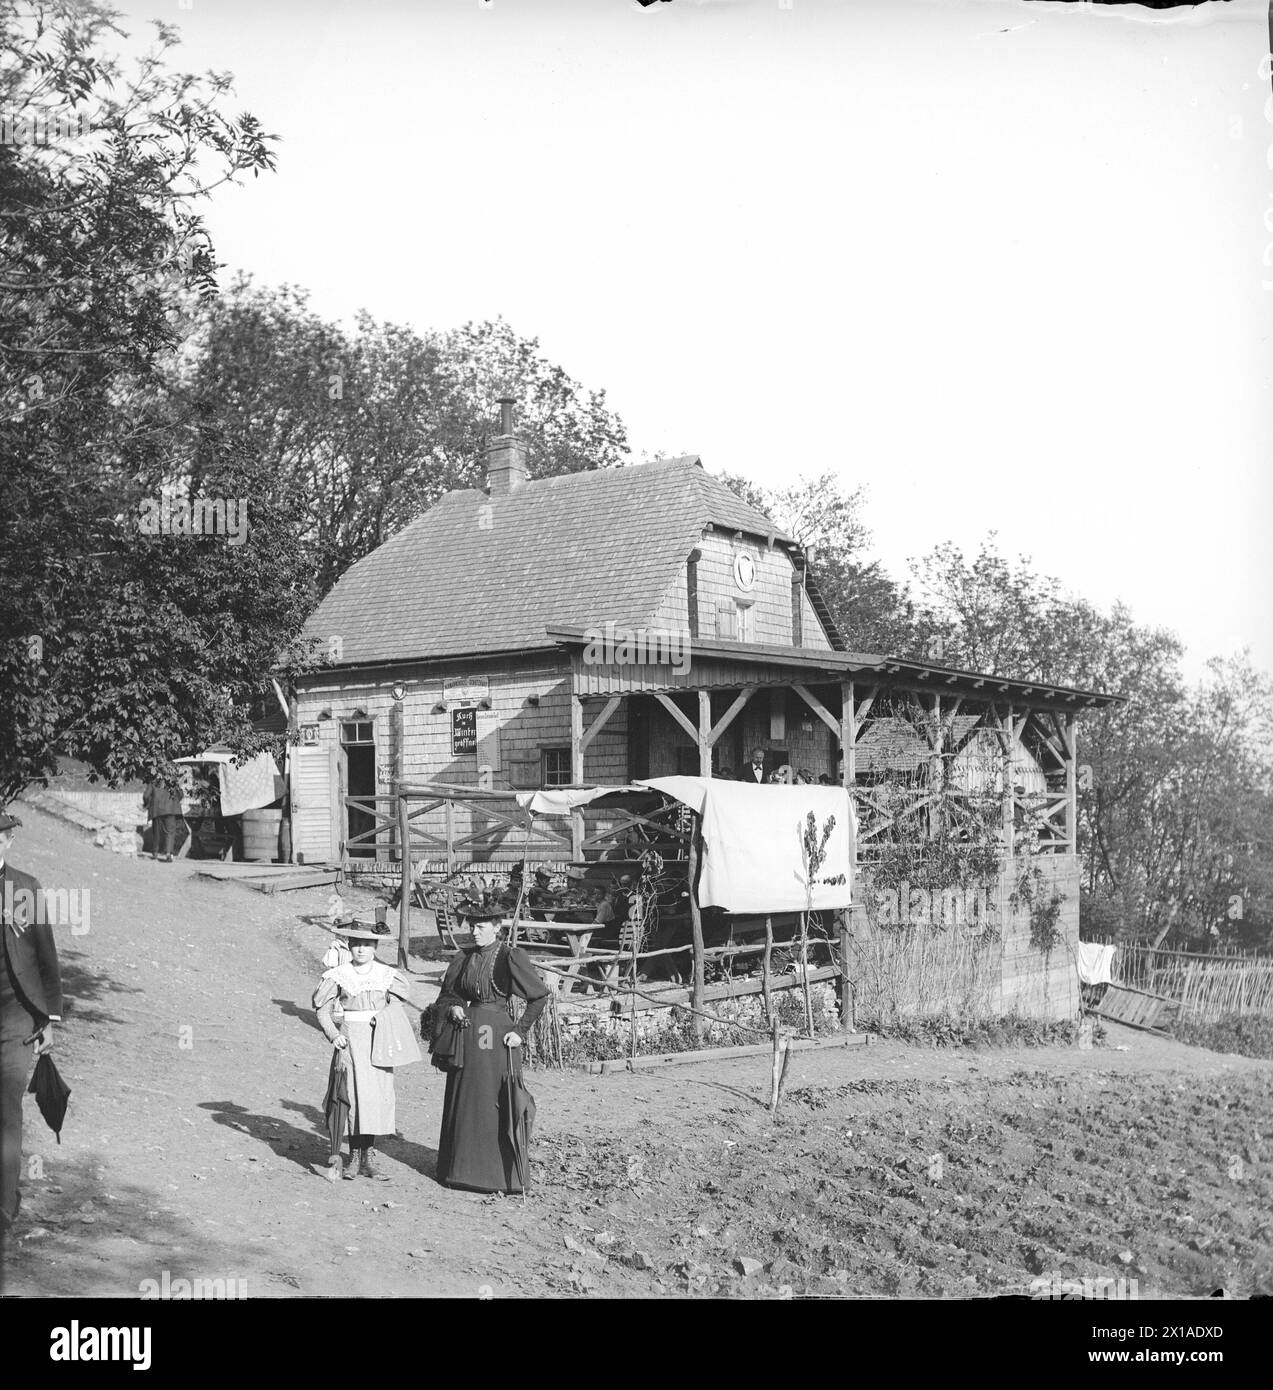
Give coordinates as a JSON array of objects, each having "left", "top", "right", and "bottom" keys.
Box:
[
  {"left": 293, "top": 655, "right": 631, "bottom": 863},
  {"left": 650, "top": 531, "right": 831, "bottom": 649}
]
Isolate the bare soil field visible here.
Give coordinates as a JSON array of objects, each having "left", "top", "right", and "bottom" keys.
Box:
[{"left": 4, "top": 804, "right": 1270, "bottom": 1300}]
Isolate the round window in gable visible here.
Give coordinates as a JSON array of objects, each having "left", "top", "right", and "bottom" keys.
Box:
[{"left": 733, "top": 551, "right": 756, "bottom": 593}]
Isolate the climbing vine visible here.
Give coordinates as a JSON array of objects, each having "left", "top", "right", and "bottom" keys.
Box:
[{"left": 1011, "top": 860, "right": 1065, "bottom": 956}]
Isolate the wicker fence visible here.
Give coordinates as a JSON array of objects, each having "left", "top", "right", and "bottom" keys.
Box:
[{"left": 1111, "top": 944, "right": 1273, "bottom": 1022}]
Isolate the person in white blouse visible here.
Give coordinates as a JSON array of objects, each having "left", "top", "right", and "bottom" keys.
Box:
[{"left": 313, "top": 919, "right": 411, "bottom": 1181}]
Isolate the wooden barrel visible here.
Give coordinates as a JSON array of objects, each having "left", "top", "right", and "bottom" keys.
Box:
[{"left": 240, "top": 808, "right": 283, "bottom": 862}]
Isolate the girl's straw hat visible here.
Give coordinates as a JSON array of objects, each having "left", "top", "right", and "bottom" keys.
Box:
[{"left": 332, "top": 915, "right": 389, "bottom": 942}]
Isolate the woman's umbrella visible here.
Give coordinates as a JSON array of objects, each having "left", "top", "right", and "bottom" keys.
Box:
[
  {"left": 27, "top": 1053, "right": 71, "bottom": 1144},
  {"left": 322, "top": 1048, "right": 351, "bottom": 1172},
  {"left": 503, "top": 1044, "right": 535, "bottom": 1202}
]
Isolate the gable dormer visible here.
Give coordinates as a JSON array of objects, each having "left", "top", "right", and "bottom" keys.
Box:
[{"left": 650, "top": 525, "right": 835, "bottom": 651}]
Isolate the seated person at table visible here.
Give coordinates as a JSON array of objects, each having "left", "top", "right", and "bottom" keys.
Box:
[
  {"left": 526, "top": 868, "right": 559, "bottom": 909},
  {"left": 588, "top": 884, "right": 629, "bottom": 950},
  {"left": 502, "top": 861, "right": 524, "bottom": 902}
]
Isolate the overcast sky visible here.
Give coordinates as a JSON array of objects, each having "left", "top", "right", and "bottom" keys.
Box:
[{"left": 111, "top": 0, "right": 1272, "bottom": 681}]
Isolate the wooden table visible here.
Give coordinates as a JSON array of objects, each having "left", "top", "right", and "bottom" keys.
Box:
[
  {"left": 520, "top": 918, "right": 607, "bottom": 995},
  {"left": 525, "top": 905, "right": 595, "bottom": 925}
]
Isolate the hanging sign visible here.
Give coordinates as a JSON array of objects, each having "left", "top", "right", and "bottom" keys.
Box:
[{"left": 451, "top": 707, "right": 477, "bottom": 756}]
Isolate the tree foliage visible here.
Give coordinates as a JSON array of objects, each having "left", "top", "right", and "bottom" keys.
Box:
[
  {"left": 904, "top": 541, "right": 1273, "bottom": 949},
  {"left": 170, "top": 282, "right": 630, "bottom": 595},
  {"left": 714, "top": 470, "right": 914, "bottom": 654},
  {"left": 0, "top": 2, "right": 295, "bottom": 801}
]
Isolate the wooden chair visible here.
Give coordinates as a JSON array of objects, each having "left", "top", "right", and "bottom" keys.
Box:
[{"left": 422, "top": 887, "right": 462, "bottom": 952}]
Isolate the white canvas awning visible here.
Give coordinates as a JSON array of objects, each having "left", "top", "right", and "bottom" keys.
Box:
[
  {"left": 639, "top": 779, "right": 854, "bottom": 914},
  {"left": 512, "top": 779, "right": 854, "bottom": 914}
]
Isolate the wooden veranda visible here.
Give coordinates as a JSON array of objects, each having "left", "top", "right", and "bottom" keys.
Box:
[
  {"left": 554, "top": 631, "right": 1104, "bottom": 861},
  {"left": 341, "top": 779, "right": 848, "bottom": 1033}
]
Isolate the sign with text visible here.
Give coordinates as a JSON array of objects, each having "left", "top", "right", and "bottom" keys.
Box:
[
  {"left": 444, "top": 676, "right": 489, "bottom": 706},
  {"left": 451, "top": 707, "right": 477, "bottom": 756}
]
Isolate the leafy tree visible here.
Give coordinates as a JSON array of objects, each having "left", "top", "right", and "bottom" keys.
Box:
[
  {"left": 714, "top": 470, "right": 914, "bottom": 654},
  {"left": 0, "top": 2, "right": 289, "bottom": 801},
  {"left": 906, "top": 538, "right": 1094, "bottom": 678},
  {"left": 170, "top": 282, "right": 631, "bottom": 595}
]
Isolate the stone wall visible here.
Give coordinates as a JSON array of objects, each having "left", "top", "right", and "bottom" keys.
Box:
[{"left": 547, "top": 979, "right": 841, "bottom": 1048}]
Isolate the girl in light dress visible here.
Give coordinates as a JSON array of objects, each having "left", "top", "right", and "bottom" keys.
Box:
[{"left": 313, "top": 918, "right": 411, "bottom": 1181}]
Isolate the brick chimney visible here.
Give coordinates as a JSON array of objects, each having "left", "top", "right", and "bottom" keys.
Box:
[{"left": 485, "top": 396, "right": 529, "bottom": 495}]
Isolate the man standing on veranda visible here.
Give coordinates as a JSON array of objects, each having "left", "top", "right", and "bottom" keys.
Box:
[{"left": 0, "top": 811, "right": 62, "bottom": 1235}]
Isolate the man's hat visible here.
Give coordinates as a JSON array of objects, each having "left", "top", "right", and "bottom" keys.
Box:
[
  {"left": 0, "top": 811, "right": 22, "bottom": 832},
  {"left": 332, "top": 915, "right": 389, "bottom": 942}
]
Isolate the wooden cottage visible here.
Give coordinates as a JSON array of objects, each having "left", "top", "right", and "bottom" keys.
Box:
[{"left": 289, "top": 410, "right": 1119, "bottom": 1020}]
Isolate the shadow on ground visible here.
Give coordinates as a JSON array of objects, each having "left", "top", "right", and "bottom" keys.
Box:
[
  {"left": 0, "top": 1151, "right": 271, "bottom": 1297},
  {"left": 60, "top": 950, "right": 148, "bottom": 1028},
  {"left": 198, "top": 1100, "right": 327, "bottom": 1177},
  {"left": 271, "top": 997, "right": 325, "bottom": 1034}
]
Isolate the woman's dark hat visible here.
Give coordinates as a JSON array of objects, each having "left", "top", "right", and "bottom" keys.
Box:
[{"left": 332, "top": 914, "right": 389, "bottom": 942}]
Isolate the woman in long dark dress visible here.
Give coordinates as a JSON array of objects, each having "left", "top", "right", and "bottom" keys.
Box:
[{"left": 431, "top": 919, "right": 550, "bottom": 1193}]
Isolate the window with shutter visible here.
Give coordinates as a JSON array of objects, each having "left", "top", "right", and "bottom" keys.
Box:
[
  {"left": 736, "top": 601, "right": 754, "bottom": 643},
  {"left": 716, "top": 601, "right": 736, "bottom": 640}
]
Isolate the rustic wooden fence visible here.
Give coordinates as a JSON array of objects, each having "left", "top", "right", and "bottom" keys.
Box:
[{"left": 1110, "top": 944, "right": 1273, "bottom": 1021}]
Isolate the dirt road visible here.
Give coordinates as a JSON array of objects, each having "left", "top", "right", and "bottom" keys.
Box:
[{"left": 4, "top": 804, "right": 1270, "bottom": 1299}]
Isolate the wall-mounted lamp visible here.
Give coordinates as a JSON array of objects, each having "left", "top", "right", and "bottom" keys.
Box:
[
  {"left": 318, "top": 708, "right": 332, "bottom": 721},
  {"left": 351, "top": 707, "right": 368, "bottom": 720},
  {"left": 433, "top": 701, "right": 448, "bottom": 714},
  {"left": 390, "top": 681, "right": 407, "bottom": 702},
  {"left": 525, "top": 695, "right": 540, "bottom": 707},
  {"left": 479, "top": 698, "right": 492, "bottom": 710}
]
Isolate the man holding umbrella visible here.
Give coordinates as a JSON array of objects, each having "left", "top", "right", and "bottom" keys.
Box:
[{"left": 0, "top": 811, "right": 63, "bottom": 1234}]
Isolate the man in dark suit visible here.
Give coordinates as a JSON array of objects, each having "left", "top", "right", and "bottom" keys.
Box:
[
  {"left": 744, "top": 747, "right": 767, "bottom": 783},
  {"left": 0, "top": 811, "right": 63, "bottom": 1232},
  {"left": 144, "top": 768, "right": 184, "bottom": 862}
]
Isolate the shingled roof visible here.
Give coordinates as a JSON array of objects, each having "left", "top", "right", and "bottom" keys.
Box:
[{"left": 303, "top": 456, "right": 804, "bottom": 668}]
